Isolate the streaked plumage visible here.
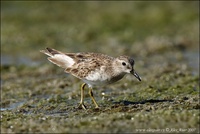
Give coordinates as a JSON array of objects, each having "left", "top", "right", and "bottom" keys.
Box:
[{"left": 40, "top": 47, "right": 141, "bottom": 109}]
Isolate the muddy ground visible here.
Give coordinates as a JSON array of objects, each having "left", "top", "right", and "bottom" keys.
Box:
[{"left": 1, "top": 1, "right": 199, "bottom": 133}]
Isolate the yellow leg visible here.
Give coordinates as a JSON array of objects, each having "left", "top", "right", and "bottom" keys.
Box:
[
  {"left": 88, "top": 88, "right": 99, "bottom": 109},
  {"left": 78, "top": 83, "right": 87, "bottom": 110}
]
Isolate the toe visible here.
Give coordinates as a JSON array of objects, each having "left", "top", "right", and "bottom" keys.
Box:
[{"left": 78, "top": 103, "right": 87, "bottom": 110}]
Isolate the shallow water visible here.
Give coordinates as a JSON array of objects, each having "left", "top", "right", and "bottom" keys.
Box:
[
  {"left": 1, "top": 1, "right": 199, "bottom": 133},
  {"left": 183, "top": 51, "right": 199, "bottom": 75},
  {"left": 1, "top": 101, "right": 25, "bottom": 111},
  {"left": 1, "top": 55, "right": 39, "bottom": 66}
]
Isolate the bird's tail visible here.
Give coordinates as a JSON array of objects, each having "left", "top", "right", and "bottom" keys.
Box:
[{"left": 40, "top": 47, "right": 75, "bottom": 68}]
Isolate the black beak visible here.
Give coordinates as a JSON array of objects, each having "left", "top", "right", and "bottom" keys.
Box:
[{"left": 131, "top": 70, "right": 141, "bottom": 81}]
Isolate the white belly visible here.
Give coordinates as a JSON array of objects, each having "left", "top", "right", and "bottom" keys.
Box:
[{"left": 83, "top": 70, "right": 126, "bottom": 87}]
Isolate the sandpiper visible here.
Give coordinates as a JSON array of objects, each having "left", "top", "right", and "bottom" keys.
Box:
[{"left": 40, "top": 47, "right": 141, "bottom": 109}]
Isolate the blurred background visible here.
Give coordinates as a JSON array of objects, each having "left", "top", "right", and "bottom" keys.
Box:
[
  {"left": 1, "top": 1, "right": 199, "bottom": 68},
  {"left": 1, "top": 1, "right": 199, "bottom": 133}
]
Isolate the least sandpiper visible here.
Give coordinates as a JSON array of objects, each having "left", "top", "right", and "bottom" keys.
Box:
[{"left": 40, "top": 47, "right": 141, "bottom": 109}]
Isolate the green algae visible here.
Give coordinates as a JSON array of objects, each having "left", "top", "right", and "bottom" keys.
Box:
[{"left": 1, "top": 1, "right": 199, "bottom": 133}]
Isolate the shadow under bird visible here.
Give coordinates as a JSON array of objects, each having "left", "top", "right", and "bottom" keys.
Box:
[{"left": 40, "top": 47, "right": 141, "bottom": 110}]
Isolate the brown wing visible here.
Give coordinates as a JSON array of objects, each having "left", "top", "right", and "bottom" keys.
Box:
[
  {"left": 65, "top": 52, "right": 112, "bottom": 63},
  {"left": 65, "top": 53, "right": 114, "bottom": 79},
  {"left": 41, "top": 47, "right": 114, "bottom": 79}
]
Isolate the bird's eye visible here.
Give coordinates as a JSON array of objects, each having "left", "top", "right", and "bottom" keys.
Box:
[{"left": 122, "top": 62, "right": 126, "bottom": 66}]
